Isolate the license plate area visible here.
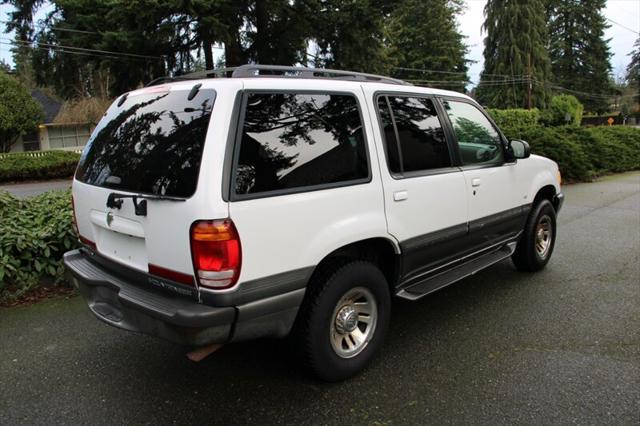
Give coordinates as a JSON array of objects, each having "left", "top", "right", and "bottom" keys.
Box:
[{"left": 95, "top": 228, "right": 148, "bottom": 271}]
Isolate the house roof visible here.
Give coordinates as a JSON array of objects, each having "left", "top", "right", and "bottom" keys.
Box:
[{"left": 31, "top": 89, "right": 62, "bottom": 124}]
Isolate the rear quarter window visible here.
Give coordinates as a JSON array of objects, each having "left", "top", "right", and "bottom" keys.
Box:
[
  {"left": 233, "top": 92, "right": 369, "bottom": 197},
  {"left": 75, "top": 88, "right": 215, "bottom": 198}
]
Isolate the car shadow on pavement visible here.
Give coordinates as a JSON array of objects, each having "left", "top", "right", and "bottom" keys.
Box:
[{"left": 76, "top": 259, "right": 530, "bottom": 422}]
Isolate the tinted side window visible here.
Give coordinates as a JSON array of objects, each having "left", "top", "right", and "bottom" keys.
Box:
[
  {"left": 442, "top": 100, "right": 504, "bottom": 165},
  {"left": 378, "top": 96, "right": 451, "bottom": 174},
  {"left": 234, "top": 93, "right": 368, "bottom": 195},
  {"left": 376, "top": 97, "right": 401, "bottom": 173}
]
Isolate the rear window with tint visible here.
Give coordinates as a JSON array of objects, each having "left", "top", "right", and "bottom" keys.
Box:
[
  {"left": 234, "top": 92, "right": 368, "bottom": 196},
  {"left": 75, "top": 88, "right": 215, "bottom": 198}
]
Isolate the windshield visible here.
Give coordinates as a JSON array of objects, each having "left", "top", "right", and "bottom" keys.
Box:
[{"left": 75, "top": 88, "right": 215, "bottom": 198}]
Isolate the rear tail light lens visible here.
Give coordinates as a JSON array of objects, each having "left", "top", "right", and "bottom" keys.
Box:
[
  {"left": 190, "top": 219, "right": 241, "bottom": 289},
  {"left": 78, "top": 235, "right": 97, "bottom": 251},
  {"left": 71, "top": 195, "right": 79, "bottom": 235},
  {"left": 72, "top": 194, "right": 97, "bottom": 251}
]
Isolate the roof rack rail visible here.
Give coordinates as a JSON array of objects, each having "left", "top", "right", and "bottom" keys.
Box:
[{"left": 146, "top": 64, "right": 410, "bottom": 87}]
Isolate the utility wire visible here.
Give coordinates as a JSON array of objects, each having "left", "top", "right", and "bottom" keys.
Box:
[
  {"left": 606, "top": 18, "right": 640, "bottom": 35},
  {"left": 0, "top": 40, "right": 156, "bottom": 62},
  {"left": 1, "top": 36, "right": 632, "bottom": 100},
  {"left": 1, "top": 37, "right": 165, "bottom": 61},
  {"left": 532, "top": 78, "right": 638, "bottom": 100},
  {"left": 392, "top": 65, "right": 526, "bottom": 79},
  {"left": 49, "top": 26, "right": 103, "bottom": 35},
  {"left": 0, "top": 41, "right": 128, "bottom": 61}
]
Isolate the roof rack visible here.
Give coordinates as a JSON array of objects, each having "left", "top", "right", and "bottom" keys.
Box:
[{"left": 145, "top": 64, "right": 410, "bottom": 87}]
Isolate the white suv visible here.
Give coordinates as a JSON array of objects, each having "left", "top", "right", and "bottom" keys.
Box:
[{"left": 65, "top": 65, "right": 564, "bottom": 381}]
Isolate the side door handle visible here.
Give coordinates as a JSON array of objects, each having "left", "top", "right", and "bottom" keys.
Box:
[
  {"left": 393, "top": 190, "right": 408, "bottom": 201},
  {"left": 471, "top": 178, "right": 482, "bottom": 187}
]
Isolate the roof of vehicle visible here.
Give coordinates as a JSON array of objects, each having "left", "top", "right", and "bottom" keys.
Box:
[{"left": 136, "top": 64, "right": 473, "bottom": 102}]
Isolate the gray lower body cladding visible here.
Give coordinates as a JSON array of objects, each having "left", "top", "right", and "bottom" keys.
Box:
[{"left": 64, "top": 249, "right": 306, "bottom": 346}]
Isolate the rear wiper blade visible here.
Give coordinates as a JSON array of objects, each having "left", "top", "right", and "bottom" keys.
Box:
[{"left": 106, "top": 192, "right": 186, "bottom": 216}]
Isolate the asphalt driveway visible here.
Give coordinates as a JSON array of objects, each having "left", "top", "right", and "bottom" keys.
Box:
[
  {"left": 1, "top": 172, "right": 638, "bottom": 425},
  {"left": 0, "top": 179, "right": 71, "bottom": 198}
]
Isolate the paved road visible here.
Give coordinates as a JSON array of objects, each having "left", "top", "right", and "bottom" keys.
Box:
[
  {"left": 0, "top": 179, "right": 71, "bottom": 198},
  {"left": 1, "top": 173, "right": 639, "bottom": 425}
]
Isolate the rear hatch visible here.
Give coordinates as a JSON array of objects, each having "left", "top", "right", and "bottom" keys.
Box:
[{"left": 72, "top": 83, "right": 221, "bottom": 295}]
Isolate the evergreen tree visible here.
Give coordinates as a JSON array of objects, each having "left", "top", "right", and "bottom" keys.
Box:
[
  {"left": 1, "top": 0, "right": 43, "bottom": 87},
  {"left": 384, "top": 0, "right": 469, "bottom": 92},
  {"left": 476, "top": 0, "right": 552, "bottom": 109},
  {"left": 548, "top": 0, "right": 613, "bottom": 113},
  {"left": 626, "top": 37, "right": 640, "bottom": 111},
  {"left": 309, "top": 0, "right": 395, "bottom": 73}
]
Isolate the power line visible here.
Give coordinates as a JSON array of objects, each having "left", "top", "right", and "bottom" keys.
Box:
[
  {"left": 0, "top": 40, "right": 152, "bottom": 62},
  {"left": 606, "top": 18, "right": 639, "bottom": 35},
  {"left": 532, "top": 78, "right": 637, "bottom": 100},
  {"left": 393, "top": 66, "right": 468, "bottom": 76},
  {"left": 1, "top": 37, "right": 164, "bottom": 61},
  {"left": 392, "top": 65, "right": 523, "bottom": 79},
  {"left": 0, "top": 20, "right": 105, "bottom": 36},
  {"left": 50, "top": 26, "right": 102, "bottom": 35}
]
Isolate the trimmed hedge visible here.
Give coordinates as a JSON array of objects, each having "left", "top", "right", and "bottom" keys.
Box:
[
  {"left": 0, "top": 190, "right": 78, "bottom": 301},
  {"left": 487, "top": 108, "right": 541, "bottom": 139},
  {"left": 488, "top": 106, "right": 639, "bottom": 181},
  {"left": 0, "top": 150, "right": 80, "bottom": 182},
  {"left": 516, "top": 125, "right": 640, "bottom": 181}
]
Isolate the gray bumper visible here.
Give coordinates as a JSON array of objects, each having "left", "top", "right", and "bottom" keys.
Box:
[{"left": 64, "top": 249, "right": 305, "bottom": 346}]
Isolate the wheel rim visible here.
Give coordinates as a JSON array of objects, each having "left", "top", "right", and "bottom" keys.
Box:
[
  {"left": 535, "top": 214, "right": 553, "bottom": 259},
  {"left": 329, "top": 287, "right": 378, "bottom": 359}
]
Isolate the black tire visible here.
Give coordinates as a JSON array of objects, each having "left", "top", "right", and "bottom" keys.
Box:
[
  {"left": 512, "top": 199, "right": 557, "bottom": 272},
  {"left": 294, "top": 260, "right": 390, "bottom": 382}
]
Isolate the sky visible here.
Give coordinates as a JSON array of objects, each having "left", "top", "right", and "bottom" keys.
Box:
[
  {"left": 1, "top": 0, "right": 639, "bottom": 88},
  {"left": 459, "top": 0, "right": 640, "bottom": 85}
]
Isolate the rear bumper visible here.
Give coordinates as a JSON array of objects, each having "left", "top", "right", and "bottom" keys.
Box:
[{"left": 64, "top": 249, "right": 305, "bottom": 346}]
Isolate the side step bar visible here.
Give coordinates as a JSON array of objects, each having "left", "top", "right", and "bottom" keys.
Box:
[{"left": 396, "top": 242, "right": 517, "bottom": 301}]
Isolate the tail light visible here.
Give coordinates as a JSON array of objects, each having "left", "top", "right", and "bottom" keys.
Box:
[
  {"left": 71, "top": 195, "right": 79, "bottom": 235},
  {"left": 72, "top": 194, "right": 97, "bottom": 251},
  {"left": 190, "top": 219, "right": 242, "bottom": 290}
]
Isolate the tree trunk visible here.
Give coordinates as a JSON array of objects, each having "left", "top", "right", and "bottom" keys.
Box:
[
  {"left": 203, "top": 38, "right": 214, "bottom": 70},
  {"left": 224, "top": 37, "right": 245, "bottom": 67},
  {"left": 254, "top": 1, "right": 269, "bottom": 63}
]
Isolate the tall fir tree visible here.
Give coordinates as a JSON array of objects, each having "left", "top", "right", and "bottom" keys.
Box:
[
  {"left": 476, "top": 0, "right": 552, "bottom": 109},
  {"left": 1, "top": 0, "right": 43, "bottom": 87},
  {"left": 309, "top": 0, "right": 394, "bottom": 73},
  {"left": 625, "top": 37, "right": 640, "bottom": 112},
  {"left": 548, "top": 0, "right": 613, "bottom": 113},
  {"left": 384, "top": 0, "right": 470, "bottom": 92}
]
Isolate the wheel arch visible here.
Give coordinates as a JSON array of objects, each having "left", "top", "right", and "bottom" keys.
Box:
[
  {"left": 527, "top": 166, "right": 560, "bottom": 211},
  {"left": 307, "top": 237, "right": 402, "bottom": 293},
  {"left": 533, "top": 184, "right": 556, "bottom": 205}
]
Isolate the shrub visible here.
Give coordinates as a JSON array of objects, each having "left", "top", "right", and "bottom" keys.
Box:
[
  {"left": 584, "top": 126, "right": 640, "bottom": 172},
  {"left": 517, "top": 125, "right": 640, "bottom": 181},
  {"left": 0, "top": 150, "right": 80, "bottom": 182},
  {"left": 487, "top": 108, "right": 541, "bottom": 139},
  {"left": 0, "top": 190, "right": 78, "bottom": 301},
  {"left": 519, "top": 126, "right": 594, "bottom": 181},
  {"left": 542, "top": 95, "right": 584, "bottom": 126},
  {"left": 55, "top": 97, "right": 111, "bottom": 125}
]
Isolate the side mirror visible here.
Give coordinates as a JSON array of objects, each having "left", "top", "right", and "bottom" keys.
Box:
[{"left": 509, "top": 139, "right": 530, "bottom": 160}]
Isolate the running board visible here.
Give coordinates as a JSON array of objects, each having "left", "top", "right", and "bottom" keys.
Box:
[{"left": 396, "top": 242, "right": 517, "bottom": 301}]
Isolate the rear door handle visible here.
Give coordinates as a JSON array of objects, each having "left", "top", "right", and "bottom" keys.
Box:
[
  {"left": 471, "top": 178, "right": 481, "bottom": 187},
  {"left": 393, "top": 190, "right": 408, "bottom": 201}
]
